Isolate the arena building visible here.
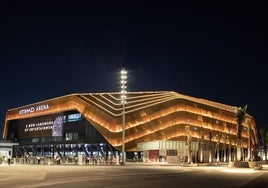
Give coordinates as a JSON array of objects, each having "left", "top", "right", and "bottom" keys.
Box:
[{"left": 2, "top": 91, "right": 258, "bottom": 164}]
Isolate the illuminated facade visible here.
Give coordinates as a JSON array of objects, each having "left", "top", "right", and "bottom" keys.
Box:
[{"left": 3, "top": 91, "right": 258, "bottom": 163}]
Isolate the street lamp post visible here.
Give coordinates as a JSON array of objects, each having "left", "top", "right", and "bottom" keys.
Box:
[{"left": 120, "top": 69, "right": 127, "bottom": 165}]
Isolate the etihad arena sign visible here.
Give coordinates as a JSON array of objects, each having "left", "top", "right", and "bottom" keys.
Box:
[{"left": 19, "top": 104, "right": 49, "bottom": 115}]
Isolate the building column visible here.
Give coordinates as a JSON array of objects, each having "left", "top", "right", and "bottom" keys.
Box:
[
  {"left": 216, "top": 133, "right": 220, "bottom": 163},
  {"left": 228, "top": 138, "right": 231, "bottom": 162},
  {"left": 223, "top": 134, "right": 226, "bottom": 162},
  {"left": 200, "top": 129, "right": 204, "bottom": 163},
  {"left": 185, "top": 124, "right": 192, "bottom": 163}
]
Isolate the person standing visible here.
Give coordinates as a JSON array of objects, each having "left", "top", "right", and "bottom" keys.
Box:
[
  {"left": 37, "top": 156, "right": 40, "bottom": 165},
  {"left": 7, "top": 156, "right": 11, "bottom": 165}
]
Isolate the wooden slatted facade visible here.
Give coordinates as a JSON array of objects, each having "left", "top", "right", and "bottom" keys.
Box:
[{"left": 3, "top": 91, "right": 258, "bottom": 154}]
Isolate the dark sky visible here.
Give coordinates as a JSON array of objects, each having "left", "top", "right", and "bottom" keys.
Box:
[{"left": 1, "top": 2, "right": 267, "bottom": 137}]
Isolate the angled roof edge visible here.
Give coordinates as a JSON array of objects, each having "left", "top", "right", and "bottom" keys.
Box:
[
  {"left": 6, "top": 91, "right": 171, "bottom": 112},
  {"left": 6, "top": 91, "right": 253, "bottom": 118}
]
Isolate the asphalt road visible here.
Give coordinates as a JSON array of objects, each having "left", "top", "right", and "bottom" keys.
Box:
[{"left": 0, "top": 164, "right": 268, "bottom": 188}]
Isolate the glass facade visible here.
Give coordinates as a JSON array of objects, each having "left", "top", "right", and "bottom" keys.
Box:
[{"left": 6, "top": 110, "right": 116, "bottom": 160}]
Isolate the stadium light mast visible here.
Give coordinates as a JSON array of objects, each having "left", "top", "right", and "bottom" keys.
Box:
[{"left": 120, "top": 68, "right": 127, "bottom": 165}]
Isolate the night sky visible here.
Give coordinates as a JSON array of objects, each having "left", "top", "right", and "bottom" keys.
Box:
[{"left": 1, "top": 2, "right": 267, "bottom": 138}]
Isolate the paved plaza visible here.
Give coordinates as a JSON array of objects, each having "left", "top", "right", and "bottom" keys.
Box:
[{"left": 0, "top": 163, "right": 268, "bottom": 188}]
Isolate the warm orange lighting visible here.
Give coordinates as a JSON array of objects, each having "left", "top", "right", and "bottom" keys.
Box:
[{"left": 3, "top": 91, "right": 258, "bottom": 152}]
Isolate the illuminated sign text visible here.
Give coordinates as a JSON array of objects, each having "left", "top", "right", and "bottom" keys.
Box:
[{"left": 19, "top": 104, "right": 49, "bottom": 115}]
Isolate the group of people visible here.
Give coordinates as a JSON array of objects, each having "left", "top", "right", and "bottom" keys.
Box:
[{"left": 85, "top": 156, "right": 115, "bottom": 165}]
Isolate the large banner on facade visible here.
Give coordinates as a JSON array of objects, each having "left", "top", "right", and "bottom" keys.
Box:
[{"left": 18, "top": 114, "right": 63, "bottom": 139}]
